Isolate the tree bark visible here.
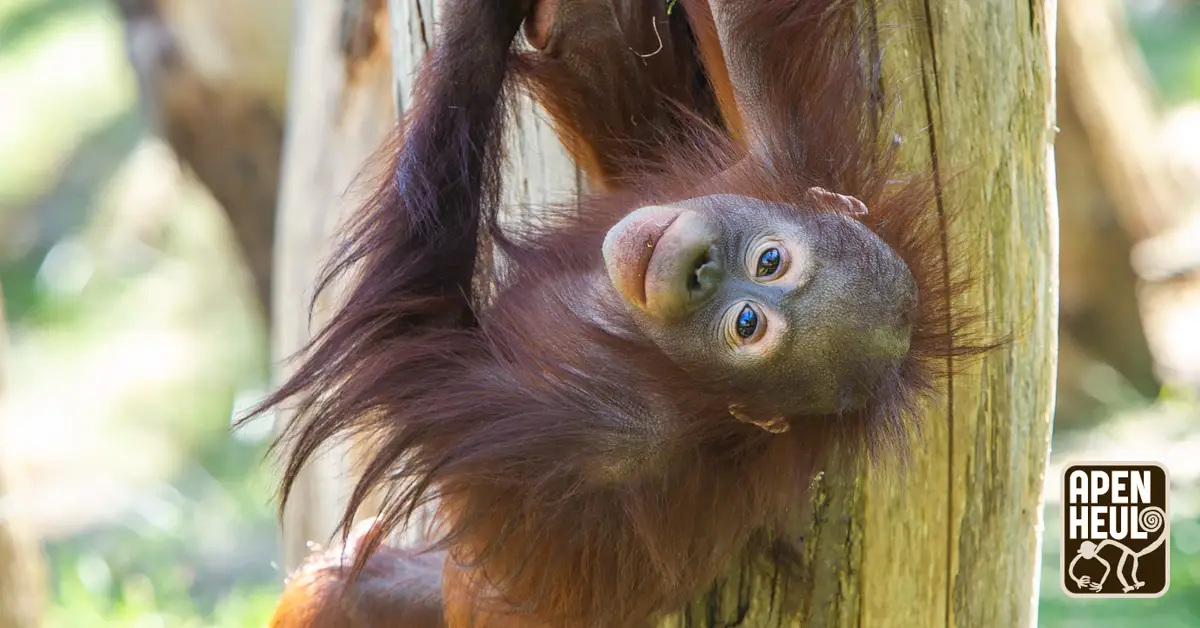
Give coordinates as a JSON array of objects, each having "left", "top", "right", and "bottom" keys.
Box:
[
  {"left": 666, "top": 0, "right": 1059, "bottom": 624},
  {"left": 0, "top": 290, "right": 44, "bottom": 628},
  {"left": 819, "top": 0, "right": 1057, "bottom": 623}
]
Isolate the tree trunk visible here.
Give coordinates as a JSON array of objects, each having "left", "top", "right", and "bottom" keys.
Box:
[
  {"left": 672, "top": 0, "right": 1059, "bottom": 624},
  {"left": 0, "top": 470, "right": 40, "bottom": 628},
  {"left": 111, "top": 0, "right": 293, "bottom": 317},
  {"left": 0, "top": 290, "right": 44, "bottom": 628},
  {"left": 1053, "top": 0, "right": 1186, "bottom": 416},
  {"left": 1055, "top": 81, "right": 1159, "bottom": 417},
  {"left": 1057, "top": 0, "right": 1189, "bottom": 242}
]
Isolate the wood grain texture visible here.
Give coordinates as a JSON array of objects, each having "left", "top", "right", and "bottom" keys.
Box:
[
  {"left": 925, "top": 0, "right": 1058, "bottom": 622},
  {"left": 816, "top": 0, "right": 1057, "bottom": 625}
]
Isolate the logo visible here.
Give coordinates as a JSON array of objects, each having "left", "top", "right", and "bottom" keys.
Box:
[{"left": 1061, "top": 462, "right": 1170, "bottom": 598}]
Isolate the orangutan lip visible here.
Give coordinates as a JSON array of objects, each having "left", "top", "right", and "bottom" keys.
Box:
[{"left": 602, "top": 206, "right": 685, "bottom": 308}]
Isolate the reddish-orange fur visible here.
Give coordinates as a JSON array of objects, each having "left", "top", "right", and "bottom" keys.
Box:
[
  {"left": 270, "top": 520, "right": 446, "bottom": 627},
  {"left": 256, "top": 1, "right": 992, "bottom": 626}
]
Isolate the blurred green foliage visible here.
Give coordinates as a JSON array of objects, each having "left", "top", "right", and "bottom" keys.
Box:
[
  {"left": 1127, "top": 1, "right": 1200, "bottom": 105},
  {"left": 0, "top": 0, "right": 1197, "bottom": 627},
  {"left": 1, "top": 0, "right": 280, "bottom": 625}
]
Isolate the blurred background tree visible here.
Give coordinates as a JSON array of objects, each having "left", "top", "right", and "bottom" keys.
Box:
[
  {"left": 1043, "top": 0, "right": 1200, "bottom": 625},
  {"left": 0, "top": 289, "right": 43, "bottom": 628},
  {"left": 0, "top": 0, "right": 1198, "bottom": 626},
  {"left": 107, "top": 0, "right": 291, "bottom": 319},
  {"left": 0, "top": 0, "right": 283, "bottom": 625},
  {"left": 1055, "top": 0, "right": 1200, "bottom": 423}
]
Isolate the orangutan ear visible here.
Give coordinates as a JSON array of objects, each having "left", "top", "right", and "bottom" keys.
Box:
[
  {"left": 808, "top": 187, "right": 868, "bottom": 217},
  {"left": 728, "top": 404, "right": 791, "bottom": 434}
]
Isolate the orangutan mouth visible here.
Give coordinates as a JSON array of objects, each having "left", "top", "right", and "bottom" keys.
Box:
[{"left": 601, "top": 206, "right": 685, "bottom": 308}]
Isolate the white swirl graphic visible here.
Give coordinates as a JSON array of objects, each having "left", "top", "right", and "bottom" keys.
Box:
[{"left": 1139, "top": 506, "right": 1165, "bottom": 533}]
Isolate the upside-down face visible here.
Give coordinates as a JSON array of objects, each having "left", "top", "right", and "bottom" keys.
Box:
[{"left": 601, "top": 191, "right": 918, "bottom": 417}]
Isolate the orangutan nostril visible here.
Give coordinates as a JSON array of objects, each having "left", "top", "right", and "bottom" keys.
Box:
[
  {"left": 688, "top": 247, "right": 722, "bottom": 301},
  {"left": 688, "top": 252, "right": 708, "bottom": 292}
]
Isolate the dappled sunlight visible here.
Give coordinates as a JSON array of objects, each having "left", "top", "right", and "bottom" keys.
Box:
[
  {"left": 2, "top": 325, "right": 198, "bottom": 537},
  {"left": 0, "top": 3, "right": 278, "bottom": 614}
]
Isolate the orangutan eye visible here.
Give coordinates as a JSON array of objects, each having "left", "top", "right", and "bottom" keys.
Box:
[
  {"left": 736, "top": 305, "right": 760, "bottom": 339},
  {"left": 755, "top": 248, "right": 782, "bottom": 277}
]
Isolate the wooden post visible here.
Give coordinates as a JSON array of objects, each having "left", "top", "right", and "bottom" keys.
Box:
[
  {"left": 661, "top": 0, "right": 1058, "bottom": 625},
  {"left": 664, "top": 0, "right": 1059, "bottom": 624},
  {"left": 854, "top": 1, "right": 1057, "bottom": 624},
  {"left": 112, "top": 0, "right": 294, "bottom": 317},
  {"left": 1057, "top": 0, "right": 1189, "bottom": 242}
]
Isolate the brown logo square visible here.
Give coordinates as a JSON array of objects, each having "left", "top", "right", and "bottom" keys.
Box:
[{"left": 1061, "top": 462, "right": 1170, "bottom": 598}]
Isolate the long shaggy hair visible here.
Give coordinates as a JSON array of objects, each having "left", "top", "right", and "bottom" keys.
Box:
[{"left": 247, "top": 0, "right": 993, "bottom": 625}]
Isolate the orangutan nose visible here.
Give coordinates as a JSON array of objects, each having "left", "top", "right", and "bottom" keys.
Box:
[{"left": 643, "top": 210, "right": 722, "bottom": 319}]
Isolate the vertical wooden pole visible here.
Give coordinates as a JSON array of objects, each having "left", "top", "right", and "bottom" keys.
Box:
[{"left": 664, "top": 0, "right": 1059, "bottom": 624}]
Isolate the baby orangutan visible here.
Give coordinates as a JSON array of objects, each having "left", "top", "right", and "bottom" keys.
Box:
[{"left": 256, "top": 0, "right": 987, "bottom": 625}]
